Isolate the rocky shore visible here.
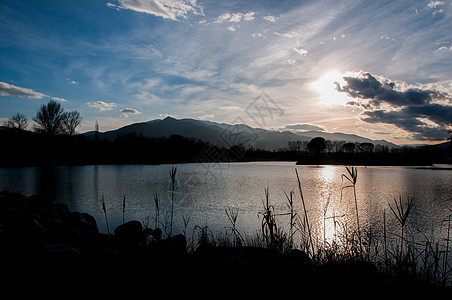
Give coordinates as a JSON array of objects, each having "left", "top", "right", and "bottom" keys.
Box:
[{"left": 1, "top": 190, "right": 449, "bottom": 295}]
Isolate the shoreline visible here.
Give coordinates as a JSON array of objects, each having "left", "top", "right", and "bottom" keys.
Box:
[{"left": 1, "top": 160, "right": 452, "bottom": 169}]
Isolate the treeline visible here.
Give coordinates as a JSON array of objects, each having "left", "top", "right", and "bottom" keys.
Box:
[
  {"left": 289, "top": 137, "right": 451, "bottom": 165},
  {"left": 1, "top": 128, "right": 449, "bottom": 167},
  {"left": 0, "top": 128, "right": 290, "bottom": 166}
]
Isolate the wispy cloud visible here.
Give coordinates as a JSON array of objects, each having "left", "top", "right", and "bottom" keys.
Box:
[
  {"left": 214, "top": 12, "right": 255, "bottom": 23},
  {"left": 86, "top": 101, "right": 117, "bottom": 111},
  {"left": 284, "top": 123, "right": 324, "bottom": 132},
  {"left": 107, "top": 0, "right": 203, "bottom": 20},
  {"left": 0, "top": 82, "right": 45, "bottom": 99},
  {"left": 262, "top": 15, "right": 277, "bottom": 23},
  {"left": 0, "top": 82, "right": 69, "bottom": 102},
  {"left": 51, "top": 96, "right": 68, "bottom": 102},
  {"left": 293, "top": 47, "right": 308, "bottom": 56},
  {"left": 67, "top": 78, "right": 78, "bottom": 85}
]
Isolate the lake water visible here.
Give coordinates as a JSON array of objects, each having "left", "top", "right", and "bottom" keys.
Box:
[{"left": 1, "top": 162, "right": 451, "bottom": 247}]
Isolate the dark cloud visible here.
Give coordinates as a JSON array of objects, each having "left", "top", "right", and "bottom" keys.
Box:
[
  {"left": 121, "top": 108, "right": 141, "bottom": 117},
  {"left": 336, "top": 72, "right": 437, "bottom": 107},
  {"left": 285, "top": 124, "right": 324, "bottom": 131},
  {"left": 336, "top": 72, "right": 451, "bottom": 141}
]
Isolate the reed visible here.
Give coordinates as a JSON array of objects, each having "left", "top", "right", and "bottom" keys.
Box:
[
  {"left": 225, "top": 206, "right": 244, "bottom": 247},
  {"left": 258, "top": 186, "right": 278, "bottom": 249},
  {"left": 283, "top": 190, "right": 297, "bottom": 249},
  {"left": 388, "top": 196, "right": 414, "bottom": 257},
  {"left": 154, "top": 193, "right": 160, "bottom": 229},
  {"left": 169, "top": 166, "right": 177, "bottom": 236},
  {"left": 100, "top": 194, "right": 110, "bottom": 234},
  {"left": 341, "top": 166, "right": 363, "bottom": 257},
  {"left": 122, "top": 195, "right": 126, "bottom": 224},
  {"left": 295, "top": 169, "right": 314, "bottom": 258}
]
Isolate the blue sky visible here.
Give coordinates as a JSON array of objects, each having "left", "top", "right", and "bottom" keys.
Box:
[{"left": 1, "top": 0, "right": 451, "bottom": 144}]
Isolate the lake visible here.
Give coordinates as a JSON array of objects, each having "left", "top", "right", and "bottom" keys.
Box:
[{"left": 1, "top": 162, "right": 451, "bottom": 247}]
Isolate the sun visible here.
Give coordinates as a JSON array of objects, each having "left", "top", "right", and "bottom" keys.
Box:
[{"left": 311, "top": 70, "right": 351, "bottom": 106}]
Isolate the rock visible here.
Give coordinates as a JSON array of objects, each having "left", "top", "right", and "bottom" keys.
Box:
[
  {"left": 26, "top": 194, "right": 55, "bottom": 210},
  {"left": 66, "top": 212, "right": 99, "bottom": 234},
  {"left": 114, "top": 220, "right": 145, "bottom": 247}
]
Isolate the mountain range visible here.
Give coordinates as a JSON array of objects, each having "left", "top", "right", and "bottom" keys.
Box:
[{"left": 82, "top": 117, "right": 399, "bottom": 150}]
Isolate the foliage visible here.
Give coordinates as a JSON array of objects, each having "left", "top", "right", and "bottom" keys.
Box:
[
  {"left": 33, "top": 101, "right": 82, "bottom": 136},
  {"left": 4, "top": 113, "right": 28, "bottom": 130}
]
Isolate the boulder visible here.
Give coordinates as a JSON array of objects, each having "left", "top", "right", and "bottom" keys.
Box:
[
  {"left": 114, "top": 220, "right": 145, "bottom": 247},
  {"left": 66, "top": 212, "right": 99, "bottom": 234}
]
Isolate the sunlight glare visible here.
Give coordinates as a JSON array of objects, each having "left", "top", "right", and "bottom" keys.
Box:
[{"left": 311, "top": 71, "right": 351, "bottom": 106}]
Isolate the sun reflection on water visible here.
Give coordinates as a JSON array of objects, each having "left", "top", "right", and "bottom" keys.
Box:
[{"left": 315, "top": 166, "right": 346, "bottom": 245}]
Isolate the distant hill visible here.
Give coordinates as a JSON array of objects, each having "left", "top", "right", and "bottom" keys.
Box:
[{"left": 82, "top": 117, "right": 399, "bottom": 150}]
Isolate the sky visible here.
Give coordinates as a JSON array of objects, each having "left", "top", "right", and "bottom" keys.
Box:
[{"left": 0, "top": 0, "right": 451, "bottom": 145}]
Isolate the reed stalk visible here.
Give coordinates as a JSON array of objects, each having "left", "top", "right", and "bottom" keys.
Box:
[
  {"left": 388, "top": 196, "right": 414, "bottom": 256},
  {"left": 100, "top": 194, "right": 110, "bottom": 234},
  {"left": 341, "top": 166, "right": 363, "bottom": 257},
  {"left": 169, "top": 166, "right": 177, "bottom": 236},
  {"left": 154, "top": 193, "right": 159, "bottom": 229},
  {"left": 122, "top": 195, "right": 126, "bottom": 224},
  {"left": 225, "top": 206, "right": 243, "bottom": 247},
  {"left": 295, "top": 169, "right": 314, "bottom": 258},
  {"left": 283, "top": 190, "right": 297, "bottom": 249}
]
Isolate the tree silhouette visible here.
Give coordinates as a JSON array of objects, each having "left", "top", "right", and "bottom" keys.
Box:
[
  {"left": 33, "top": 101, "right": 82, "bottom": 136},
  {"left": 307, "top": 137, "right": 326, "bottom": 154},
  {"left": 62, "top": 111, "right": 82, "bottom": 136},
  {"left": 4, "top": 113, "right": 28, "bottom": 130},
  {"left": 33, "top": 101, "right": 65, "bottom": 135}
]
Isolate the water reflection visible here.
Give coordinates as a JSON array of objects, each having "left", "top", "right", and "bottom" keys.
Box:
[{"left": 0, "top": 163, "right": 450, "bottom": 245}]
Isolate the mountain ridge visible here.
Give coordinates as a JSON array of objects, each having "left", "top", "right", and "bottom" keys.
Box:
[{"left": 82, "top": 117, "right": 399, "bottom": 150}]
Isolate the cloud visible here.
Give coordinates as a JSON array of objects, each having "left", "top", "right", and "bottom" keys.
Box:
[
  {"left": 284, "top": 124, "right": 324, "bottom": 132},
  {"left": 336, "top": 72, "right": 439, "bottom": 107},
  {"left": 121, "top": 107, "right": 142, "bottom": 117},
  {"left": 51, "top": 96, "right": 68, "bottom": 102},
  {"left": 109, "top": 0, "right": 203, "bottom": 21},
  {"left": 427, "top": 1, "right": 445, "bottom": 15},
  {"left": 0, "top": 81, "right": 45, "bottom": 99},
  {"left": 87, "top": 101, "right": 117, "bottom": 111},
  {"left": 262, "top": 15, "right": 277, "bottom": 23},
  {"left": 336, "top": 71, "right": 452, "bottom": 141},
  {"left": 293, "top": 47, "right": 308, "bottom": 56},
  {"left": 214, "top": 12, "right": 255, "bottom": 23},
  {"left": 427, "top": 1, "right": 445, "bottom": 8},
  {"left": 67, "top": 78, "right": 78, "bottom": 85}
]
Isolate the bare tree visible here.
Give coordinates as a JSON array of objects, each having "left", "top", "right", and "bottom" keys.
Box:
[
  {"left": 33, "top": 101, "right": 65, "bottom": 135},
  {"left": 62, "top": 111, "right": 82, "bottom": 136},
  {"left": 4, "top": 113, "right": 28, "bottom": 130}
]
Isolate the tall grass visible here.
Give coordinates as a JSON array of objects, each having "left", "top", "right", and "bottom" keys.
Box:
[
  {"left": 134, "top": 166, "right": 451, "bottom": 286},
  {"left": 341, "top": 166, "right": 363, "bottom": 256},
  {"left": 258, "top": 186, "right": 278, "bottom": 249},
  {"left": 295, "top": 169, "right": 314, "bottom": 258},
  {"left": 225, "top": 206, "right": 244, "bottom": 247}
]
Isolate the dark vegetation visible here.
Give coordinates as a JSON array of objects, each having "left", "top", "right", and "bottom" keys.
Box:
[
  {"left": 1, "top": 128, "right": 450, "bottom": 167},
  {"left": 1, "top": 101, "right": 450, "bottom": 166},
  {"left": 292, "top": 136, "right": 452, "bottom": 165}
]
